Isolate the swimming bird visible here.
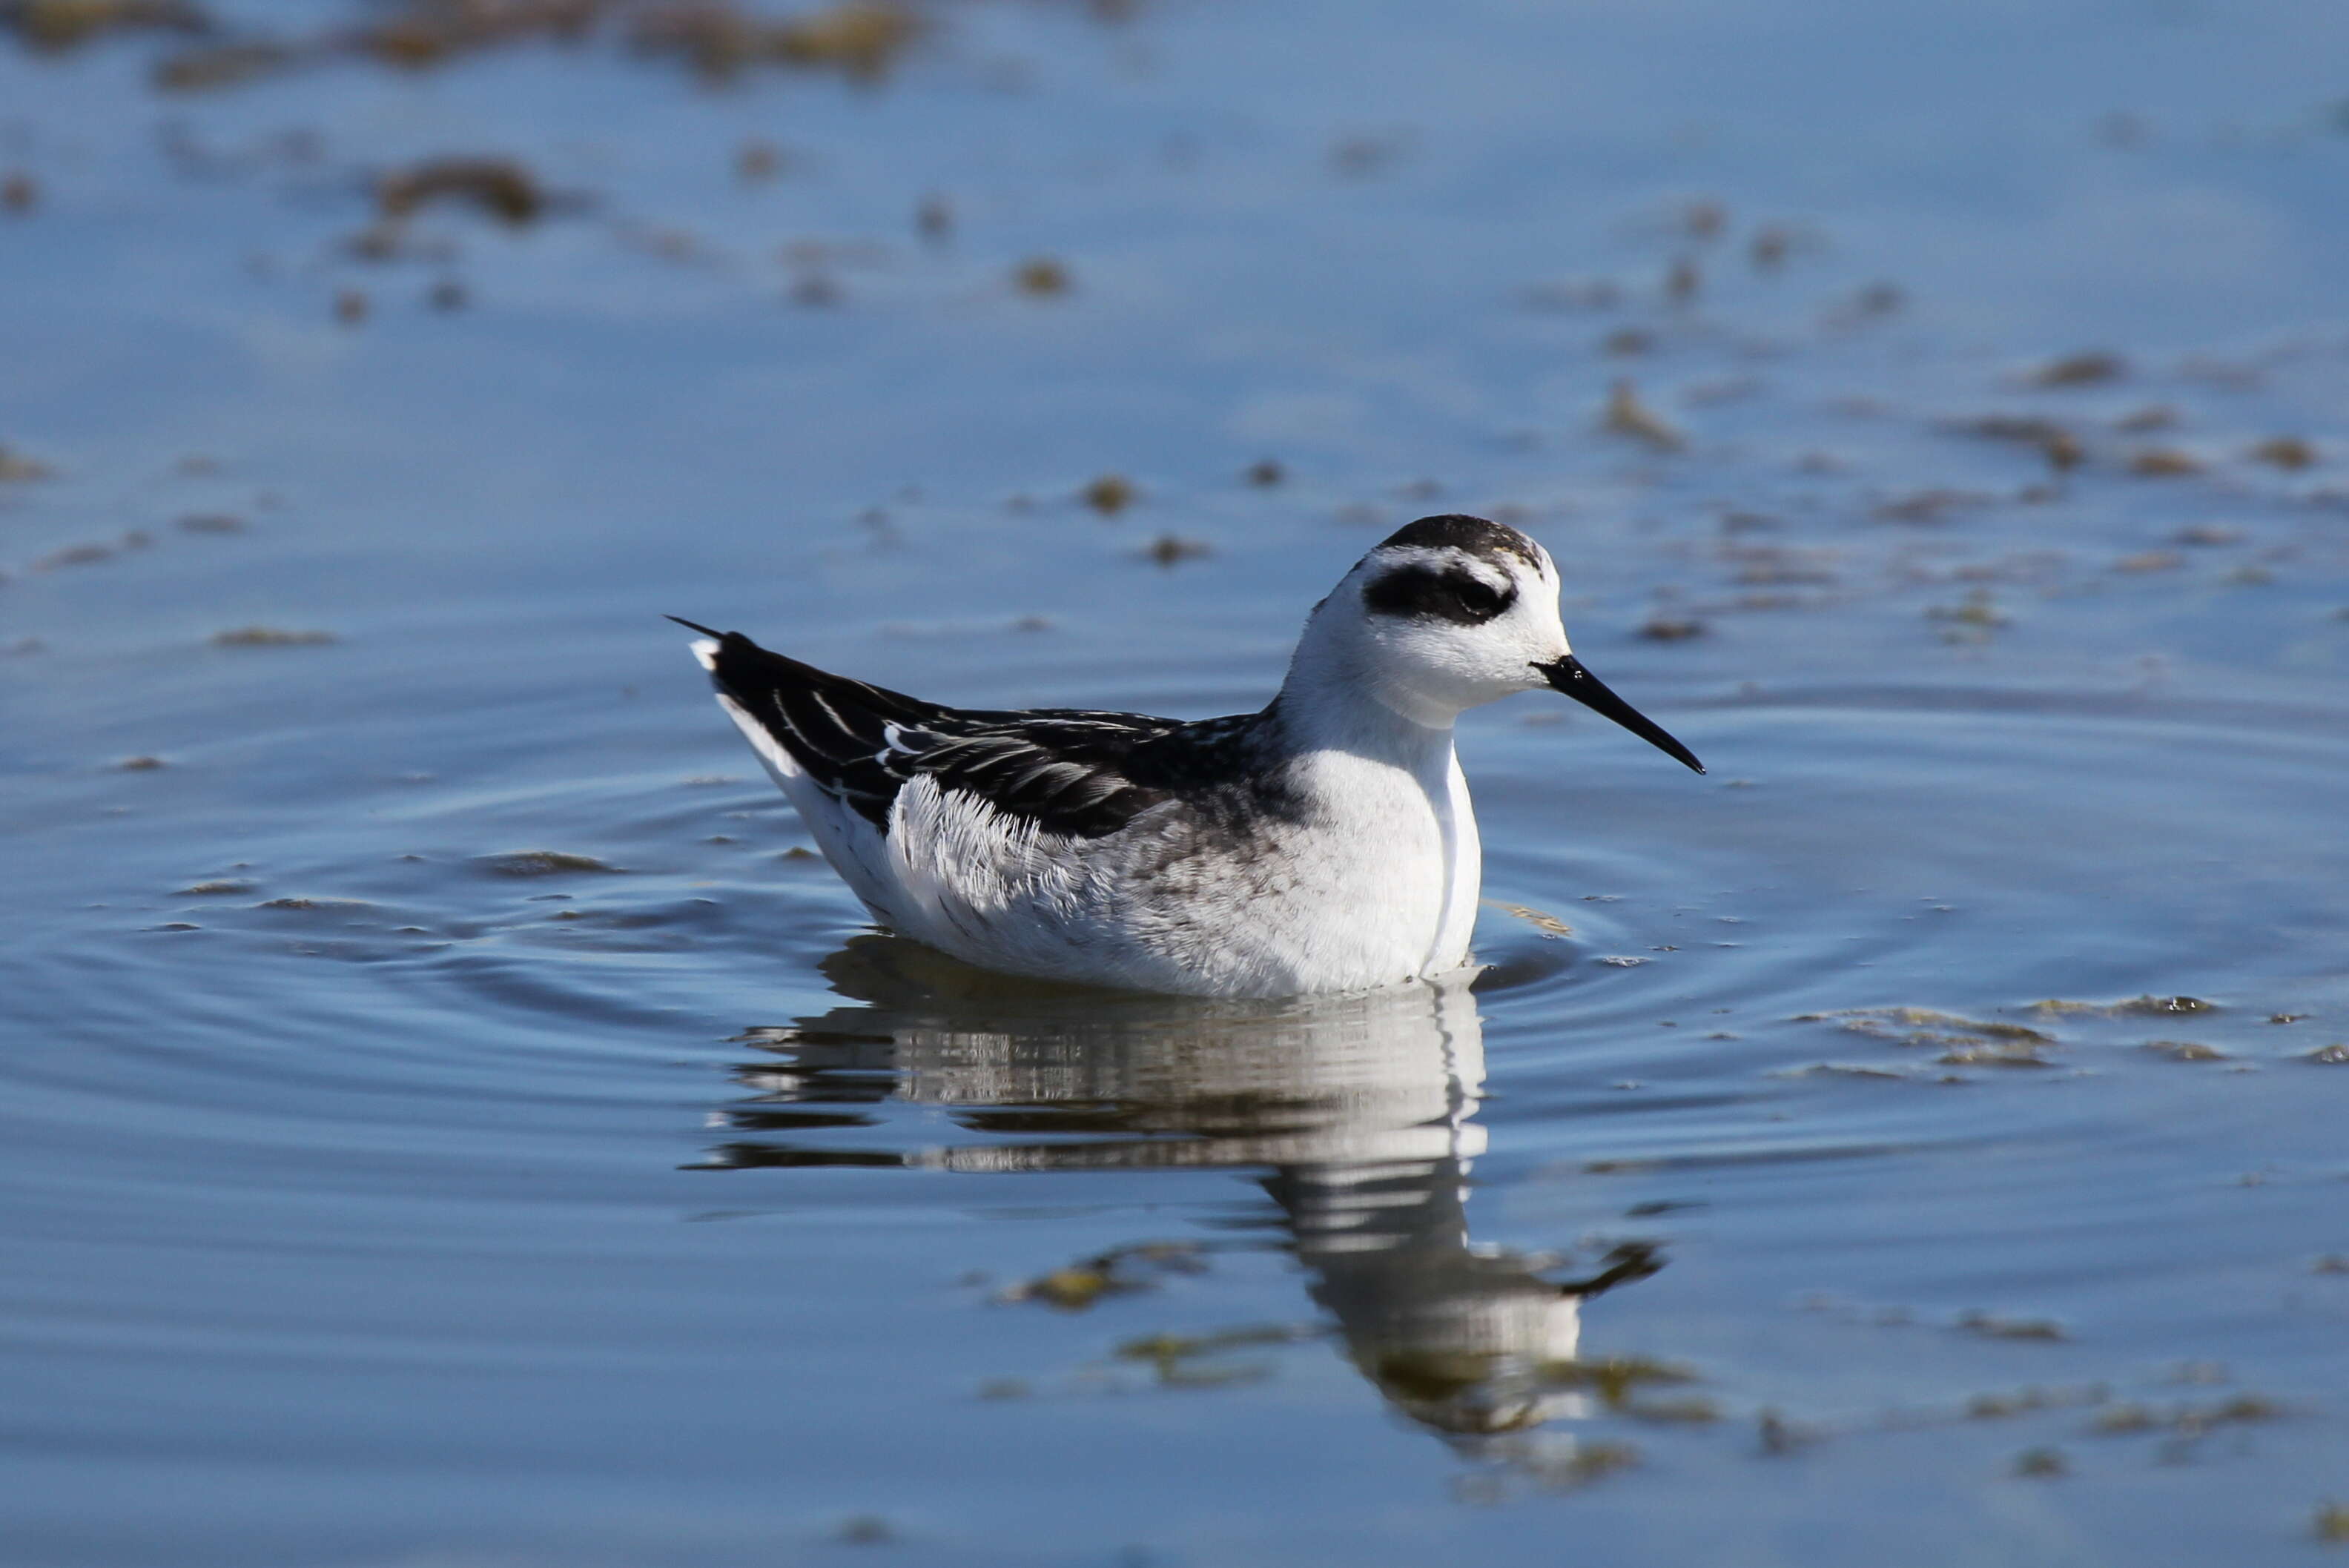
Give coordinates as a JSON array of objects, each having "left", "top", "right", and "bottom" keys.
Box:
[{"left": 673, "top": 513, "right": 1702, "bottom": 999}]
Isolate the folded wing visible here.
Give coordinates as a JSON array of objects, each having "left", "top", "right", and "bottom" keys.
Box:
[{"left": 681, "top": 623, "right": 1228, "bottom": 839}]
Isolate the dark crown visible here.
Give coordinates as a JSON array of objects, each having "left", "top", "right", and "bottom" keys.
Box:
[{"left": 1375, "top": 514, "right": 1544, "bottom": 571}]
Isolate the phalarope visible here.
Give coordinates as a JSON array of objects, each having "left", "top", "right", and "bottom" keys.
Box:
[{"left": 673, "top": 514, "right": 1702, "bottom": 998}]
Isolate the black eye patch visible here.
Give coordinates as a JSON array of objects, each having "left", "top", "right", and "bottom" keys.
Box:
[{"left": 1361, "top": 565, "right": 1516, "bottom": 625}]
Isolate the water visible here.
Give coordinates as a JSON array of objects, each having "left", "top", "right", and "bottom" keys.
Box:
[{"left": 4, "top": 2, "right": 2349, "bottom": 1563}]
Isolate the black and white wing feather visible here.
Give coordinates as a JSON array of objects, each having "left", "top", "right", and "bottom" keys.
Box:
[{"left": 675, "top": 621, "right": 1273, "bottom": 840}]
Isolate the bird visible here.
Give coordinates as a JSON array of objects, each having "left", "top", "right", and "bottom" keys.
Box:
[{"left": 673, "top": 513, "right": 1703, "bottom": 999}]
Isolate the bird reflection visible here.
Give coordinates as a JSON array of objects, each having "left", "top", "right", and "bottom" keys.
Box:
[{"left": 698, "top": 935, "right": 1663, "bottom": 1443}]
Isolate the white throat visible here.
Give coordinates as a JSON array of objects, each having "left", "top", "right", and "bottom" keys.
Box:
[
  {"left": 1271, "top": 601, "right": 1483, "bottom": 984},
  {"left": 1275, "top": 601, "right": 1467, "bottom": 758}
]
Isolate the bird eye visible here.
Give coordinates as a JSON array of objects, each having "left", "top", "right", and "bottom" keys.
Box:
[
  {"left": 1361, "top": 563, "right": 1516, "bottom": 623},
  {"left": 1450, "top": 576, "right": 1504, "bottom": 615}
]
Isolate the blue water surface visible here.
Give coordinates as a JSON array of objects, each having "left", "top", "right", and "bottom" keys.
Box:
[{"left": 4, "top": 2, "right": 2348, "bottom": 1564}]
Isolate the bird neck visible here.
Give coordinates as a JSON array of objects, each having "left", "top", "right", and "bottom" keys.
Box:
[{"left": 1270, "top": 616, "right": 1461, "bottom": 775}]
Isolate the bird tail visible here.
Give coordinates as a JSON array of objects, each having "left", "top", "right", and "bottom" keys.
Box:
[{"left": 666, "top": 615, "right": 726, "bottom": 672}]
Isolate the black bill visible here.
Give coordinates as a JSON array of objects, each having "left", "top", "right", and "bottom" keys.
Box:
[{"left": 1538, "top": 655, "right": 1705, "bottom": 775}]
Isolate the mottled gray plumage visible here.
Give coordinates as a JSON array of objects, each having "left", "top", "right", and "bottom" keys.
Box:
[{"left": 676, "top": 515, "right": 1701, "bottom": 996}]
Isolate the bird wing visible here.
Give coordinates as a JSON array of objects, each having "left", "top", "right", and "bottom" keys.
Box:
[{"left": 679, "top": 622, "right": 1231, "bottom": 839}]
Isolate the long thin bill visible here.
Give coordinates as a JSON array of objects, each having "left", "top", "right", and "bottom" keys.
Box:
[{"left": 1540, "top": 656, "right": 1705, "bottom": 774}]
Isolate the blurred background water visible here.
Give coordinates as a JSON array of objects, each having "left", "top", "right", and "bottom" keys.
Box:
[{"left": 3, "top": 1, "right": 2348, "bottom": 1563}]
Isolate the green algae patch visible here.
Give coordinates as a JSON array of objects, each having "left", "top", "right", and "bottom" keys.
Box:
[
  {"left": 213, "top": 626, "right": 336, "bottom": 647},
  {"left": 378, "top": 156, "right": 546, "bottom": 226},
  {"left": 1144, "top": 532, "right": 1210, "bottom": 567},
  {"left": 1487, "top": 900, "right": 1573, "bottom": 939},
  {"left": 2026, "top": 351, "right": 2126, "bottom": 388},
  {"left": 1078, "top": 472, "right": 1131, "bottom": 514},
  {"left": 1117, "top": 1324, "right": 1306, "bottom": 1389},
  {"left": 1537, "top": 1355, "right": 1698, "bottom": 1407},
  {"left": 1803, "top": 1009, "right": 2054, "bottom": 1061},
  {"left": 1601, "top": 379, "right": 1685, "bottom": 451},
  {"left": 997, "top": 1240, "right": 1209, "bottom": 1311},
  {"left": 2143, "top": 1039, "right": 2230, "bottom": 1062},
  {"left": 2114, "top": 994, "right": 2214, "bottom": 1015},
  {"left": 0, "top": 442, "right": 53, "bottom": 480},
  {"left": 1958, "top": 1311, "right": 2066, "bottom": 1342},
  {"left": 478, "top": 850, "right": 622, "bottom": 877},
  {"left": 1016, "top": 257, "right": 1074, "bottom": 297},
  {"left": 2026, "top": 995, "right": 2214, "bottom": 1019},
  {"left": 1938, "top": 1042, "right": 2054, "bottom": 1068},
  {"left": 834, "top": 1513, "right": 895, "bottom": 1545},
  {"left": 4, "top": 0, "right": 208, "bottom": 53}
]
